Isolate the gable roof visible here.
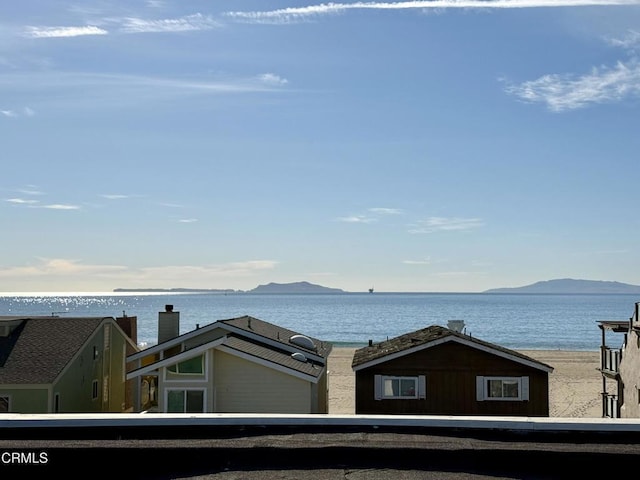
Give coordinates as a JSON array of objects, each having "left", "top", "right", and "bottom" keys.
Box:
[
  {"left": 220, "top": 334, "right": 325, "bottom": 380},
  {"left": 219, "top": 316, "right": 332, "bottom": 360},
  {"left": 0, "top": 316, "right": 108, "bottom": 384},
  {"left": 352, "top": 325, "right": 553, "bottom": 373},
  {"left": 128, "top": 315, "right": 332, "bottom": 363},
  {"left": 127, "top": 315, "right": 332, "bottom": 383}
]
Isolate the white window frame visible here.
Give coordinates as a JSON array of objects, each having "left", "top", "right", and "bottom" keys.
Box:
[
  {"left": 476, "top": 376, "right": 529, "bottom": 401},
  {"left": 374, "top": 375, "right": 426, "bottom": 400},
  {"left": 166, "top": 354, "right": 205, "bottom": 377},
  {"left": 0, "top": 395, "right": 10, "bottom": 413},
  {"left": 165, "top": 388, "right": 206, "bottom": 413}
]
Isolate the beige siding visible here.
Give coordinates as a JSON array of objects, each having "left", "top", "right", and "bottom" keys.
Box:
[
  {"left": 213, "top": 350, "right": 311, "bottom": 413},
  {"left": 0, "top": 387, "right": 49, "bottom": 413},
  {"left": 54, "top": 330, "right": 105, "bottom": 412},
  {"left": 619, "top": 329, "right": 640, "bottom": 418}
]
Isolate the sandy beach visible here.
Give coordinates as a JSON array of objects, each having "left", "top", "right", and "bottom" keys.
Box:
[{"left": 327, "top": 347, "right": 604, "bottom": 417}]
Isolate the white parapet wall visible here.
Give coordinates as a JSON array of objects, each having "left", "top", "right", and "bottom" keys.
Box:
[{"left": 3, "top": 413, "right": 640, "bottom": 434}]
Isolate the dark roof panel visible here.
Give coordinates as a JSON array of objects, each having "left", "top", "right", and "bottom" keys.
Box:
[
  {"left": 0, "top": 316, "right": 105, "bottom": 384},
  {"left": 220, "top": 315, "right": 332, "bottom": 359},
  {"left": 352, "top": 325, "right": 552, "bottom": 371},
  {"left": 221, "top": 335, "right": 324, "bottom": 378}
]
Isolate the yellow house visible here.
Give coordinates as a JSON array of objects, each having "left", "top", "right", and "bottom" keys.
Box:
[
  {"left": 0, "top": 315, "right": 139, "bottom": 413},
  {"left": 127, "top": 306, "right": 332, "bottom": 414}
]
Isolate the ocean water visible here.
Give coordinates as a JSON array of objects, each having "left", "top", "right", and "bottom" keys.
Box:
[{"left": 0, "top": 292, "right": 637, "bottom": 351}]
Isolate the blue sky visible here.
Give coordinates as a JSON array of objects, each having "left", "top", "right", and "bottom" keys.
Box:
[{"left": 2, "top": 0, "right": 640, "bottom": 293}]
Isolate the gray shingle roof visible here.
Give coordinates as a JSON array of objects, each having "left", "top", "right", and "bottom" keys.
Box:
[
  {"left": 0, "top": 316, "right": 106, "bottom": 384},
  {"left": 221, "top": 335, "right": 324, "bottom": 378},
  {"left": 220, "top": 315, "right": 332, "bottom": 359},
  {"left": 352, "top": 325, "right": 553, "bottom": 370}
]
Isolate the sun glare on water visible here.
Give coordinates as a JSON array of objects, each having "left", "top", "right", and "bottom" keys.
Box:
[{"left": 0, "top": 291, "right": 176, "bottom": 297}]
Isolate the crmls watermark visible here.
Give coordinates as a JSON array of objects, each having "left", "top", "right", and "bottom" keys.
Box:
[{"left": 1, "top": 451, "right": 49, "bottom": 465}]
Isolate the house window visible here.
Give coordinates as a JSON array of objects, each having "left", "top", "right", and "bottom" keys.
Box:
[
  {"left": 0, "top": 396, "right": 9, "bottom": 413},
  {"left": 54, "top": 393, "right": 60, "bottom": 413},
  {"left": 476, "top": 376, "right": 529, "bottom": 401},
  {"left": 92, "top": 379, "right": 99, "bottom": 400},
  {"left": 374, "top": 375, "right": 426, "bottom": 400},
  {"left": 167, "top": 389, "right": 205, "bottom": 413},
  {"left": 167, "top": 355, "right": 204, "bottom": 375}
]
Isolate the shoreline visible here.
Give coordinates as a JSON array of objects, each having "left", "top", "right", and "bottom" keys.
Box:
[{"left": 327, "top": 347, "right": 604, "bottom": 418}]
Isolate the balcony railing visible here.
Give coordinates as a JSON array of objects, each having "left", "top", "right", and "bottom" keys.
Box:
[
  {"left": 600, "top": 347, "right": 621, "bottom": 374},
  {"left": 602, "top": 393, "right": 619, "bottom": 418}
]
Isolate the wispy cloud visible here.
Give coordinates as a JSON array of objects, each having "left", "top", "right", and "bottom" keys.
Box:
[
  {"left": 99, "top": 194, "right": 147, "bottom": 201},
  {"left": 224, "top": 0, "right": 640, "bottom": 24},
  {"left": 4, "top": 196, "right": 81, "bottom": 210},
  {"left": 337, "top": 215, "right": 377, "bottom": 223},
  {"left": 258, "top": 73, "right": 289, "bottom": 86},
  {"left": 408, "top": 216, "right": 484, "bottom": 233},
  {"left": 41, "top": 204, "right": 81, "bottom": 210},
  {"left": 23, "top": 25, "right": 108, "bottom": 38},
  {"left": 0, "top": 259, "right": 127, "bottom": 277},
  {"left": 177, "top": 218, "right": 198, "bottom": 223},
  {"left": 5, "top": 198, "right": 39, "bottom": 205},
  {"left": 100, "top": 194, "right": 132, "bottom": 200},
  {"left": 369, "top": 207, "right": 403, "bottom": 215},
  {"left": 1, "top": 107, "right": 34, "bottom": 118},
  {"left": 505, "top": 28, "right": 640, "bottom": 112},
  {"left": 118, "top": 13, "right": 221, "bottom": 33},
  {"left": 605, "top": 29, "right": 640, "bottom": 50},
  {"left": 138, "top": 260, "right": 279, "bottom": 282},
  {"left": 337, "top": 207, "right": 403, "bottom": 223},
  {"left": 403, "top": 258, "right": 431, "bottom": 265},
  {"left": 225, "top": 260, "right": 278, "bottom": 272},
  {"left": 21, "top": 13, "right": 220, "bottom": 38},
  {"left": 504, "top": 59, "right": 640, "bottom": 111},
  {"left": 16, "top": 186, "right": 44, "bottom": 196},
  {"left": 0, "top": 258, "right": 280, "bottom": 291},
  {"left": 0, "top": 71, "right": 290, "bottom": 110},
  {"left": 0, "top": 71, "right": 284, "bottom": 93}
]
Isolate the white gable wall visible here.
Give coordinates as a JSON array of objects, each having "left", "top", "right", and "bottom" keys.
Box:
[{"left": 213, "top": 350, "right": 311, "bottom": 413}]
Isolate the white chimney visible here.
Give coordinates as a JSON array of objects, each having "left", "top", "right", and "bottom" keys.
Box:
[
  {"left": 447, "top": 320, "right": 465, "bottom": 333},
  {"left": 158, "top": 304, "right": 180, "bottom": 344}
]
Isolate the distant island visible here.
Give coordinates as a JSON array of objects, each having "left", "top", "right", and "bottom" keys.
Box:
[
  {"left": 483, "top": 278, "right": 640, "bottom": 294},
  {"left": 114, "top": 278, "right": 640, "bottom": 295},
  {"left": 113, "top": 281, "right": 347, "bottom": 294},
  {"left": 249, "top": 281, "right": 346, "bottom": 294}
]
